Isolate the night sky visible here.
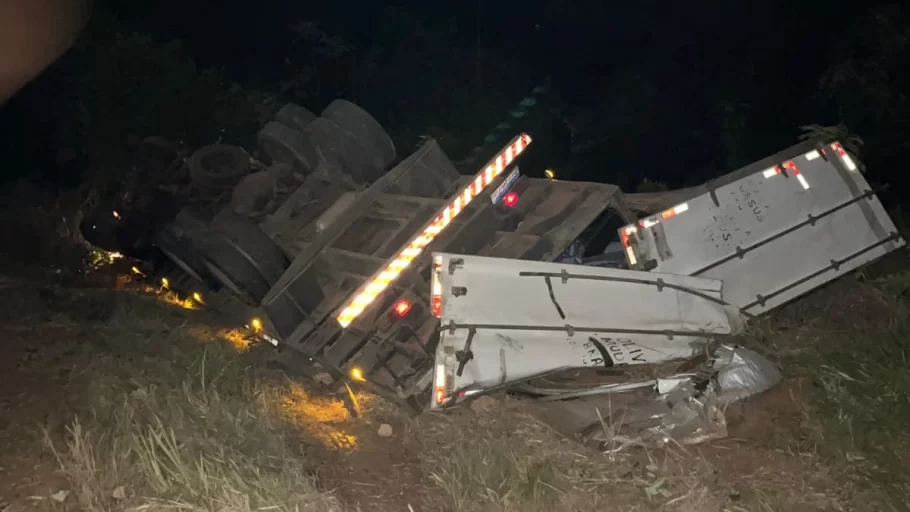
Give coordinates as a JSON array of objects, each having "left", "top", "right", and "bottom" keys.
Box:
[{"left": 1, "top": 0, "right": 906, "bottom": 197}]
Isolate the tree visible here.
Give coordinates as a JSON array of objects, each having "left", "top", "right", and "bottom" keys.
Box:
[
  {"left": 817, "top": 5, "right": 909, "bottom": 185},
  {"left": 56, "top": 15, "right": 267, "bottom": 194}
]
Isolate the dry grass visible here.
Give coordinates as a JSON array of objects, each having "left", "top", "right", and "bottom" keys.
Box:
[
  {"left": 415, "top": 397, "right": 849, "bottom": 512},
  {"left": 419, "top": 408, "right": 649, "bottom": 511},
  {"left": 39, "top": 287, "right": 341, "bottom": 512},
  {"left": 786, "top": 272, "right": 910, "bottom": 511},
  {"left": 8, "top": 263, "right": 910, "bottom": 512}
]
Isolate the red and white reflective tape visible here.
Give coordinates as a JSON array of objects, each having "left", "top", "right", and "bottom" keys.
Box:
[
  {"left": 336, "top": 134, "right": 533, "bottom": 328},
  {"left": 782, "top": 160, "right": 810, "bottom": 189},
  {"left": 620, "top": 228, "right": 638, "bottom": 266},
  {"left": 762, "top": 165, "right": 782, "bottom": 178},
  {"left": 830, "top": 142, "right": 858, "bottom": 171}
]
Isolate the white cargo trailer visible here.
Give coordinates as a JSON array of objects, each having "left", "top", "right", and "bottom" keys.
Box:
[
  {"left": 429, "top": 252, "right": 738, "bottom": 408},
  {"left": 619, "top": 140, "right": 903, "bottom": 315}
]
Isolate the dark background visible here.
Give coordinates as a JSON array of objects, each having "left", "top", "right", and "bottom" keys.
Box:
[{"left": 1, "top": 0, "right": 907, "bottom": 204}]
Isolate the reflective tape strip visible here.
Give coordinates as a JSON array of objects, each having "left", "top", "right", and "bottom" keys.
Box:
[
  {"left": 336, "top": 134, "right": 533, "bottom": 327},
  {"left": 831, "top": 142, "right": 858, "bottom": 171},
  {"left": 782, "top": 160, "right": 810, "bottom": 190}
]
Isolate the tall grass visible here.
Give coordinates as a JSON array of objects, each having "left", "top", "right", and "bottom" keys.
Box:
[
  {"left": 44, "top": 293, "right": 340, "bottom": 512},
  {"left": 800, "top": 272, "right": 910, "bottom": 509}
]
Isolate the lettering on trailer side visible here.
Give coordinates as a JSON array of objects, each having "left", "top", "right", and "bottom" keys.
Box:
[
  {"left": 581, "top": 337, "right": 609, "bottom": 367},
  {"left": 584, "top": 336, "right": 647, "bottom": 367},
  {"left": 736, "top": 180, "right": 766, "bottom": 224},
  {"left": 604, "top": 337, "right": 647, "bottom": 365},
  {"left": 704, "top": 178, "right": 768, "bottom": 249}
]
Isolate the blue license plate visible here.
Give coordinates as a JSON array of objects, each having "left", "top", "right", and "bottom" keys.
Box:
[{"left": 491, "top": 167, "right": 521, "bottom": 204}]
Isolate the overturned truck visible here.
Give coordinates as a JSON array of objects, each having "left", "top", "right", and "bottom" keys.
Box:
[
  {"left": 142, "top": 100, "right": 902, "bottom": 413},
  {"left": 430, "top": 139, "right": 902, "bottom": 394}
]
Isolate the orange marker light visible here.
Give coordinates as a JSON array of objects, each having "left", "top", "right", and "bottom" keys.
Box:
[{"left": 392, "top": 299, "right": 412, "bottom": 317}]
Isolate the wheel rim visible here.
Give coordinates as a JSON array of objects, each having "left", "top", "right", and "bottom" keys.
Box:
[
  {"left": 160, "top": 248, "right": 206, "bottom": 283},
  {"left": 203, "top": 260, "right": 257, "bottom": 305}
]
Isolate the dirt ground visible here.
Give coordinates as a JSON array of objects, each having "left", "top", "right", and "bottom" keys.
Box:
[{"left": 1, "top": 259, "right": 909, "bottom": 512}]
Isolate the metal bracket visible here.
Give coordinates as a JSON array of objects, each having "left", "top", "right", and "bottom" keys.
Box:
[
  {"left": 448, "top": 258, "right": 464, "bottom": 275},
  {"left": 709, "top": 189, "right": 720, "bottom": 207},
  {"left": 814, "top": 142, "right": 830, "bottom": 161},
  {"left": 455, "top": 327, "right": 476, "bottom": 377}
]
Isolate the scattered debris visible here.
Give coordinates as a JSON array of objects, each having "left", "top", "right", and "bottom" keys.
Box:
[
  {"left": 49, "top": 490, "right": 68, "bottom": 503},
  {"left": 713, "top": 345, "right": 782, "bottom": 403},
  {"left": 469, "top": 395, "right": 498, "bottom": 414},
  {"left": 377, "top": 423, "right": 393, "bottom": 437},
  {"left": 111, "top": 485, "right": 126, "bottom": 500}
]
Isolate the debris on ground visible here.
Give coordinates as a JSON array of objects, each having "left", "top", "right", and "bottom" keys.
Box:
[{"left": 468, "top": 395, "right": 498, "bottom": 414}]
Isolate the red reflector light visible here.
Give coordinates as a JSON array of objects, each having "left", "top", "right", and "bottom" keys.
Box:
[
  {"left": 502, "top": 191, "right": 519, "bottom": 208},
  {"left": 432, "top": 295, "right": 442, "bottom": 317},
  {"left": 392, "top": 299, "right": 412, "bottom": 317}
]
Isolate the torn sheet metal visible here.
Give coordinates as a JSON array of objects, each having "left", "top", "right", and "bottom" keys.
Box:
[
  {"left": 435, "top": 328, "right": 709, "bottom": 404},
  {"left": 552, "top": 346, "right": 781, "bottom": 452},
  {"left": 585, "top": 381, "right": 728, "bottom": 452},
  {"left": 430, "top": 253, "right": 739, "bottom": 409},
  {"left": 522, "top": 344, "right": 780, "bottom": 404}
]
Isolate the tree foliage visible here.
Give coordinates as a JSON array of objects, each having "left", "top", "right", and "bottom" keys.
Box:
[
  {"left": 47, "top": 15, "right": 269, "bottom": 194},
  {"left": 9, "top": 2, "right": 910, "bottom": 207},
  {"left": 816, "top": 5, "right": 909, "bottom": 185}
]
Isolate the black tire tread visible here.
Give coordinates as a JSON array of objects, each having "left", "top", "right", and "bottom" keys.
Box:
[
  {"left": 321, "top": 99, "right": 395, "bottom": 167},
  {"left": 188, "top": 144, "right": 250, "bottom": 188},
  {"left": 209, "top": 209, "right": 290, "bottom": 285},
  {"left": 257, "top": 121, "right": 319, "bottom": 173}
]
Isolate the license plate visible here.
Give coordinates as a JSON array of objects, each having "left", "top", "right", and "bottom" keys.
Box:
[{"left": 491, "top": 167, "right": 520, "bottom": 204}]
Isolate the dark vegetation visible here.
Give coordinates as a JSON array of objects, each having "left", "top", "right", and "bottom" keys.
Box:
[{"left": 2, "top": 3, "right": 909, "bottom": 195}]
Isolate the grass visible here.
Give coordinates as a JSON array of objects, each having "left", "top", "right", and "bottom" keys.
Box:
[
  {"left": 40, "top": 289, "right": 342, "bottom": 512},
  {"left": 793, "top": 272, "right": 910, "bottom": 511},
  {"left": 10, "top": 264, "right": 910, "bottom": 511},
  {"left": 420, "top": 408, "right": 648, "bottom": 511}
]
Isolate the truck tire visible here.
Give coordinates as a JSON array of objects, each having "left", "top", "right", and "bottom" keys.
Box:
[
  {"left": 274, "top": 103, "right": 317, "bottom": 133},
  {"left": 201, "top": 238, "right": 272, "bottom": 306},
  {"left": 188, "top": 144, "right": 250, "bottom": 189},
  {"left": 321, "top": 99, "right": 396, "bottom": 168},
  {"left": 153, "top": 212, "right": 220, "bottom": 289},
  {"left": 257, "top": 121, "right": 319, "bottom": 173},
  {"left": 303, "top": 117, "right": 382, "bottom": 184},
  {"left": 230, "top": 169, "right": 279, "bottom": 216},
  {"left": 209, "top": 209, "right": 289, "bottom": 285}
]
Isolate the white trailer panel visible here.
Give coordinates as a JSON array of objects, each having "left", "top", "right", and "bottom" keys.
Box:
[
  {"left": 429, "top": 253, "right": 736, "bottom": 408},
  {"left": 620, "top": 141, "right": 903, "bottom": 315}
]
